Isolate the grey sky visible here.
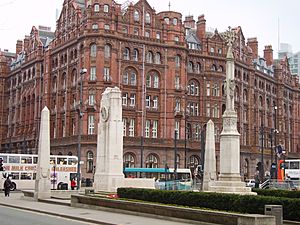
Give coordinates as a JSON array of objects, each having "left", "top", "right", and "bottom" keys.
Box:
[{"left": 0, "top": 0, "right": 299, "bottom": 57}]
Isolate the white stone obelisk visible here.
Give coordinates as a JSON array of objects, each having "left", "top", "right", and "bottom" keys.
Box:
[
  {"left": 209, "top": 27, "right": 253, "bottom": 195},
  {"left": 34, "top": 106, "right": 51, "bottom": 200},
  {"left": 93, "top": 87, "right": 124, "bottom": 192},
  {"left": 202, "top": 120, "right": 216, "bottom": 191}
]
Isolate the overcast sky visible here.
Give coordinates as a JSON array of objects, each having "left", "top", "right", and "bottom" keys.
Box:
[{"left": 0, "top": 0, "right": 299, "bottom": 57}]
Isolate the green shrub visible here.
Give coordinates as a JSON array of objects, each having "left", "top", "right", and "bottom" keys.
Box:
[
  {"left": 253, "top": 188, "right": 300, "bottom": 198},
  {"left": 117, "top": 188, "right": 300, "bottom": 221}
]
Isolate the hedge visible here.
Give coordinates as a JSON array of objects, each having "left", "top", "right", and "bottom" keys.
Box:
[
  {"left": 117, "top": 188, "right": 300, "bottom": 221},
  {"left": 253, "top": 188, "right": 300, "bottom": 198}
]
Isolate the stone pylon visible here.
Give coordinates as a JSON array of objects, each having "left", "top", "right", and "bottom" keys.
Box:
[
  {"left": 209, "top": 28, "right": 254, "bottom": 195},
  {"left": 202, "top": 120, "right": 216, "bottom": 191},
  {"left": 93, "top": 87, "right": 124, "bottom": 192},
  {"left": 34, "top": 106, "right": 51, "bottom": 200}
]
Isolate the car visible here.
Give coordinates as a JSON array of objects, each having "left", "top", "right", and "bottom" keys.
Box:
[{"left": 245, "top": 179, "right": 255, "bottom": 188}]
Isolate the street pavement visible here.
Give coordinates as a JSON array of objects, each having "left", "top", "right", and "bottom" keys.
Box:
[{"left": 0, "top": 192, "right": 214, "bottom": 225}]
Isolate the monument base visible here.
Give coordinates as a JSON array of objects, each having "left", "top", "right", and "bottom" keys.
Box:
[
  {"left": 93, "top": 173, "right": 124, "bottom": 192},
  {"left": 34, "top": 192, "right": 51, "bottom": 200},
  {"left": 207, "top": 173, "right": 256, "bottom": 195}
]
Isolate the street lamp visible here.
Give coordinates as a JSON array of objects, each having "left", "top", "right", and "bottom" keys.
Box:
[
  {"left": 174, "top": 130, "right": 178, "bottom": 190},
  {"left": 274, "top": 105, "right": 278, "bottom": 179},
  {"left": 77, "top": 68, "right": 87, "bottom": 190},
  {"left": 260, "top": 125, "right": 264, "bottom": 182}
]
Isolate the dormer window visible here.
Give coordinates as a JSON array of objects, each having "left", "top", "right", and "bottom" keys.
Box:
[
  {"left": 134, "top": 10, "right": 140, "bottom": 22},
  {"left": 173, "top": 18, "right": 178, "bottom": 25},
  {"left": 103, "top": 4, "right": 109, "bottom": 13}
]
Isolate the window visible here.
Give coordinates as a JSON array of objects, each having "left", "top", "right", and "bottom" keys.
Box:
[
  {"left": 94, "top": 4, "right": 100, "bottom": 12},
  {"left": 134, "top": 28, "right": 139, "bottom": 36},
  {"left": 123, "top": 48, "right": 130, "bottom": 60},
  {"left": 173, "top": 18, "right": 178, "bottom": 25},
  {"left": 146, "top": 154, "right": 158, "bottom": 168},
  {"left": 218, "top": 48, "right": 222, "bottom": 54},
  {"left": 90, "top": 67, "right": 96, "bottom": 81},
  {"left": 145, "top": 120, "right": 150, "bottom": 138},
  {"left": 104, "top": 44, "right": 111, "bottom": 58},
  {"left": 164, "top": 17, "right": 170, "bottom": 24},
  {"left": 212, "top": 84, "right": 220, "bottom": 96},
  {"left": 147, "top": 51, "right": 153, "bottom": 63},
  {"left": 211, "top": 64, "right": 217, "bottom": 71},
  {"left": 104, "top": 24, "right": 110, "bottom": 30},
  {"left": 213, "top": 104, "right": 219, "bottom": 118},
  {"left": 175, "top": 76, "right": 180, "bottom": 90},
  {"left": 195, "top": 63, "right": 201, "bottom": 74},
  {"left": 153, "top": 96, "right": 158, "bottom": 109},
  {"left": 124, "top": 153, "right": 135, "bottom": 168},
  {"left": 133, "top": 49, "right": 138, "bottom": 61},
  {"left": 175, "top": 55, "right": 180, "bottom": 67},
  {"left": 123, "top": 27, "right": 128, "bottom": 34},
  {"left": 92, "top": 23, "right": 98, "bottom": 30},
  {"left": 146, "top": 96, "right": 151, "bottom": 108},
  {"left": 123, "top": 72, "right": 128, "bottom": 85},
  {"left": 156, "top": 32, "right": 161, "bottom": 40},
  {"left": 174, "top": 36, "right": 179, "bottom": 42},
  {"left": 146, "top": 74, "right": 151, "bottom": 87},
  {"left": 90, "top": 44, "right": 97, "bottom": 57},
  {"left": 153, "top": 74, "right": 159, "bottom": 88},
  {"left": 130, "top": 94, "right": 136, "bottom": 107},
  {"left": 122, "top": 118, "right": 127, "bottom": 136},
  {"left": 175, "top": 121, "right": 180, "bottom": 139},
  {"left": 206, "top": 103, "right": 210, "bottom": 117},
  {"left": 206, "top": 83, "right": 210, "bottom": 96},
  {"left": 87, "top": 151, "right": 94, "bottom": 173},
  {"left": 103, "top": 4, "right": 109, "bottom": 13},
  {"left": 152, "top": 120, "right": 158, "bottom": 138},
  {"left": 175, "top": 98, "right": 180, "bottom": 112},
  {"left": 145, "top": 12, "right": 151, "bottom": 24},
  {"left": 129, "top": 119, "right": 135, "bottom": 137},
  {"left": 130, "top": 72, "right": 136, "bottom": 85},
  {"left": 134, "top": 10, "right": 139, "bottom": 21},
  {"left": 88, "top": 92, "right": 95, "bottom": 105},
  {"left": 122, "top": 93, "right": 128, "bottom": 106},
  {"left": 188, "top": 61, "right": 193, "bottom": 73},
  {"left": 103, "top": 67, "right": 110, "bottom": 81},
  {"left": 155, "top": 53, "right": 161, "bottom": 64},
  {"left": 189, "top": 155, "right": 199, "bottom": 168},
  {"left": 210, "top": 47, "right": 214, "bottom": 53},
  {"left": 145, "top": 30, "right": 150, "bottom": 38},
  {"left": 88, "top": 115, "right": 95, "bottom": 134}
]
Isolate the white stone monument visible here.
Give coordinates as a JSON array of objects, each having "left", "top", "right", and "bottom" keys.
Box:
[
  {"left": 34, "top": 106, "right": 51, "bottom": 200},
  {"left": 209, "top": 27, "right": 254, "bottom": 195},
  {"left": 202, "top": 120, "right": 217, "bottom": 191},
  {"left": 93, "top": 87, "right": 124, "bottom": 192}
]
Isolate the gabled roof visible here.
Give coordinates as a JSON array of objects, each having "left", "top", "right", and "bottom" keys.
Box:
[{"left": 186, "top": 29, "right": 200, "bottom": 44}]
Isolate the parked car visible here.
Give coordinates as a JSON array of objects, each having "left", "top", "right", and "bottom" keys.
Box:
[{"left": 245, "top": 179, "right": 255, "bottom": 188}]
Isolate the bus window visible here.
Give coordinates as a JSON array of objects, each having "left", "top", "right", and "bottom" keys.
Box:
[
  {"left": 11, "top": 172, "right": 20, "bottom": 180},
  {"left": 57, "top": 157, "right": 67, "bottom": 165},
  {"left": 68, "top": 158, "right": 78, "bottom": 165},
  {"left": 21, "top": 172, "right": 33, "bottom": 180},
  {"left": 21, "top": 156, "right": 33, "bottom": 164},
  {"left": 50, "top": 157, "right": 56, "bottom": 165},
  {"left": 33, "top": 157, "right": 38, "bottom": 164},
  {"left": 290, "top": 161, "right": 299, "bottom": 169},
  {"left": 0, "top": 155, "right": 8, "bottom": 163},
  {"left": 9, "top": 156, "right": 20, "bottom": 164}
]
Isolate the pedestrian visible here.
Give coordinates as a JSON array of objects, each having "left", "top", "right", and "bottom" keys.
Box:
[
  {"left": 4, "top": 176, "right": 12, "bottom": 197},
  {"left": 71, "top": 178, "right": 76, "bottom": 190},
  {"left": 254, "top": 172, "right": 260, "bottom": 189}
]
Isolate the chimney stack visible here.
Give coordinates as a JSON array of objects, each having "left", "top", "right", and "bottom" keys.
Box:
[
  {"left": 196, "top": 14, "right": 206, "bottom": 40},
  {"left": 184, "top": 15, "right": 195, "bottom": 29},
  {"left": 16, "top": 40, "right": 23, "bottom": 55},
  {"left": 247, "top": 37, "right": 258, "bottom": 60},
  {"left": 263, "top": 45, "right": 273, "bottom": 66},
  {"left": 24, "top": 36, "right": 30, "bottom": 51}
]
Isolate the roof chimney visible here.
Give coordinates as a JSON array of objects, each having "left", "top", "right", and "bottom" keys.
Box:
[
  {"left": 16, "top": 40, "right": 23, "bottom": 55},
  {"left": 196, "top": 14, "right": 206, "bottom": 40},
  {"left": 247, "top": 37, "right": 258, "bottom": 60},
  {"left": 264, "top": 45, "right": 273, "bottom": 66},
  {"left": 184, "top": 15, "right": 195, "bottom": 29}
]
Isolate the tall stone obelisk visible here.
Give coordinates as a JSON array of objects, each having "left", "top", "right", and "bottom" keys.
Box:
[
  {"left": 93, "top": 87, "right": 124, "bottom": 192},
  {"left": 209, "top": 27, "right": 253, "bottom": 194},
  {"left": 34, "top": 106, "right": 51, "bottom": 200},
  {"left": 202, "top": 120, "right": 216, "bottom": 191}
]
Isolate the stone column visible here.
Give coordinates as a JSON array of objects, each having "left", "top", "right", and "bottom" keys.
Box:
[
  {"left": 93, "top": 87, "right": 124, "bottom": 192},
  {"left": 34, "top": 106, "right": 51, "bottom": 200}
]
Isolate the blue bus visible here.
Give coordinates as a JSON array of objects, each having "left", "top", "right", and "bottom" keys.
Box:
[{"left": 123, "top": 167, "right": 192, "bottom": 190}]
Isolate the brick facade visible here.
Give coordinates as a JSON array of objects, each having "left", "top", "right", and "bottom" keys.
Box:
[{"left": 0, "top": 0, "right": 300, "bottom": 181}]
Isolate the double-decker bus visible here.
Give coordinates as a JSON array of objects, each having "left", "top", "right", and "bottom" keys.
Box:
[
  {"left": 0, "top": 153, "right": 78, "bottom": 190},
  {"left": 278, "top": 159, "right": 300, "bottom": 181},
  {"left": 123, "top": 167, "right": 192, "bottom": 190}
]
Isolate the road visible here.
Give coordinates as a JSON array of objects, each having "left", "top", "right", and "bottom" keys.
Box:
[{"left": 0, "top": 205, "right": 97, "bottom": 225}]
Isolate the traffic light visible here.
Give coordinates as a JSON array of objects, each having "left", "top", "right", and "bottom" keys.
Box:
[{"left": 0, "top": 158, "right": 3, "bottom": 171}]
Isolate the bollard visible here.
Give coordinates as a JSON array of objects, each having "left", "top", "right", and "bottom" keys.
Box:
[{"left": 265, "top": 205, "right": 282, "bottom": 225}]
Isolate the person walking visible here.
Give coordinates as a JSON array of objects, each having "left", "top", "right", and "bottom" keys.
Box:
[
  {"left": 71, "top": 178, "right": 76, "bottom": 190},
  {"left": 4, "top": 176, "right": 13, "bottom": 197}
]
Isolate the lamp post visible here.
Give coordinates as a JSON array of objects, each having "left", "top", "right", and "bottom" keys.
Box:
[
  {"left": 260, "top": 125, "right": 264, "bottom": 182},
  {"left": 274, "top": 105, "right": 278, "bottom": 179},
  {"left": 77, "top": 68, "right": 87, "bottom": 190},
  {"left": 174, "top": 130, "right": 178, "bottom": 181}
]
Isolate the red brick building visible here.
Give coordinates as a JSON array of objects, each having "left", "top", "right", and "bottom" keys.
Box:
[{"left": 1, "top": 0, "right": 300, "bottom": 181}]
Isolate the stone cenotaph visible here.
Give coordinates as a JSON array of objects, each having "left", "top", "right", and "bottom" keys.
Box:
[
  {"left": 209, "top": 27, "right": 253, "bottom": 194},
  {"left": 93, "top": 87, "right": 124, "bottom": 192},
  {"left": 34, "top": 106, "right": 51, "bottom": 200}
]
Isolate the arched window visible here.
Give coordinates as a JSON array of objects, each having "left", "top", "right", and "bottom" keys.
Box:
[
  {"left": 259, "top": 96, "right": 263, "bottom": 108},
  {"left": 145, "top": 154, "right": 158, "bottom": 168},
  {"left": 90, "top": 44, "right": 97, "bottom": 57},
  {"left": 145, "top": 12, "right": 151, "bottom": 24},
  {"left": 175, "top": 55, "right": 180, "bottom": 68},
  {"left": 104, "top": 44, "right": 111, "bottom": 58},
  {"left": 146, "top": 74, "right": 151, "bottom": 87},
  {"left": 94, "top": 4, "right": 100, "bottom": 12},
  {"left": 103, "top": 4, "right": 109, "bottom": 13},
  {"left": 188, "top": 61, "right": 193, "bottom": 73},
  {"left": 123, "top": 71, "right": 128, "bottom": 85},
  {"left": 195, "top": 63, "right": 201, "bottom": 74},
  {"left": 211, "top": 64, "right": 217, "bottom": 71},
  {"left": 123, "top": 47, "right": 130, "bottom": 60},
  {"left": 243, "top": 89, "right": 248, "bottom": 103},
  {"left": 123, "top": 153, "right": 135, "bottom": 168},
  {"left": 87, "top": 151, "right": 94, "bottom": 173},
  {"left": 153, "top": 74, "right": 159, "bottom": 88},
  {"left": 134, "top": 10, "right": 139, "bottom": 21},
  {"left": 155, "top": 52, "right": 161, "bottom": 64},
  {"left": 133, "top": 49, "right": 139, "bottom": 61},
  {"left": 130, "top": 72, "right": 136, "bottom": 85},
  {"left": 218, "top": 65, "right": 224, "bottom": 72},
  {"left": 146, "top": 51, "right": 153, "bottom": 63}
]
